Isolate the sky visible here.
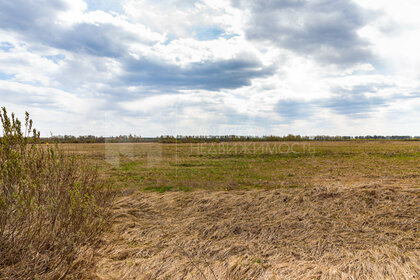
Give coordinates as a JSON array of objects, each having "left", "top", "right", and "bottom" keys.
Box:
[{"left": 0, "top": 0, "right": 419, "bottom": 137}]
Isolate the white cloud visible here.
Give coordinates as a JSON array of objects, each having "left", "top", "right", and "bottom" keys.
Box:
[
  {"left": 0, "top": 0, "right": 419, "bottom": 136},
  {"left": 0, "top": 40, "right": 60, "bottom": 86},
  {"left": 355, "top": 0, "right": 420, "bottom": 78}
]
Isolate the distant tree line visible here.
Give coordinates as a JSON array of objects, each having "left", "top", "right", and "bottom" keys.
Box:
[
  {"left": 158, "top": 134, "right": 419, "bottom": 143},
  {"left": 43, "top": 134, "right": 148, "bottom": 143},
  {"left": 40, "top": 134, "right": 420, "bottom": 143}
]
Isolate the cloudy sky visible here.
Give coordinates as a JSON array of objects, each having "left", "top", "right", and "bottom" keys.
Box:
[{"left": 1, "top": 0, "right": 419, "bottom": 136}]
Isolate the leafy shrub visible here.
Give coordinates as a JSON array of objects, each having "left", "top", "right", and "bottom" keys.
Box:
[{"left": 0, "top": 107, "right": 110, "bottom": 279}]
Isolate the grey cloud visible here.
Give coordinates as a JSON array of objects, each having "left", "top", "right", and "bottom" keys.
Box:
[
  {"left": 392, "top": 92, "right": 420, "bottom": 100},
  {"left": 323, "top": 83, "right": 390, "bottom": 117},
  {"left": 322, "top": 96, "right": 385, "bottom": 118},
  {"left": 45, "top": 23, "right": 129, "bottom": 58},
  {"left": 0, "top": 1, "right": 140, "bottom": 57},
  {"left": 275, "top": 83, "right": 406, "bottom": 121},
  {"left": 276, "top": 99, "right": 313, "bottom": 122},
  {"left": 234, "top": 0, "right": 376, "bottom": 67},
  {"left": 0, "top": 87, "right": 56, "bottom": 107},
  {"left": 121, "top": 54, "right": 275, "bottom": 91},
  {"left": 332, "top": 83, "right": 393, "bottom": 95},
  {"left": 0, "top": 0, "right": 67, "bottom": 31}
]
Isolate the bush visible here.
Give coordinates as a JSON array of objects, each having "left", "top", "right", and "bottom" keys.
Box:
[{"left": 0, "top": 107, "right": 110, "bottom": 279}]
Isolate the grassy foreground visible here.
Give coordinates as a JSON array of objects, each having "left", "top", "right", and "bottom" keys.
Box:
[{"left": 60, "top": 142, "right": 420, "bottom": 279}]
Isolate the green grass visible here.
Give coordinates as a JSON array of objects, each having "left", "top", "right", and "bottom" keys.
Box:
[
  {"left": 60, "top": 141, "right": 420, "bottom": 191},
  {"left": 144, "top": 186, "right": 174, "bottom": 193}
]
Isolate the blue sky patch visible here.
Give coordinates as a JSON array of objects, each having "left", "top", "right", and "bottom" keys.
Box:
[
  {"left": 191, "top": 26, "right": 225, "bottom": 41},
  {"left": 0, "top": 72, "right": 15, "bottom": 80},
  {"left": 85, "top": 0, "right": 122, "bottom": 13},
  {"left": 43, "top": 54, "right": 65, "bottom": 63},
  {"left": 0, "top": 42, "right": 13, "bottom": 52}
]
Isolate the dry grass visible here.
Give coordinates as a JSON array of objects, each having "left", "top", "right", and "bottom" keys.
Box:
[
  {"left": 90, "top": 184, "right": 419, "bottom": 279},
  {"left": 57, "top": 142, "right": 420, "bottom": 279}
]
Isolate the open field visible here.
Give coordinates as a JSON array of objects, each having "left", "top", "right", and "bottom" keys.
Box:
[
  {"left": 61, "top": 141, "right": 420, "bottom": 279},
  {"left": 63, "top": 141, "right": 420, "bottom": 191}
]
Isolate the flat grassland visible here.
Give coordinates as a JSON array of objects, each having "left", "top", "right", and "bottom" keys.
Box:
[{"left": 63, "top": 141, "right": 420, "bottom": 279}]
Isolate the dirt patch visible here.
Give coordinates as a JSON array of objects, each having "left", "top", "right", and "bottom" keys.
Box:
[{"left": 90, "top": 185, "right": 420, "bottom": 279}]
